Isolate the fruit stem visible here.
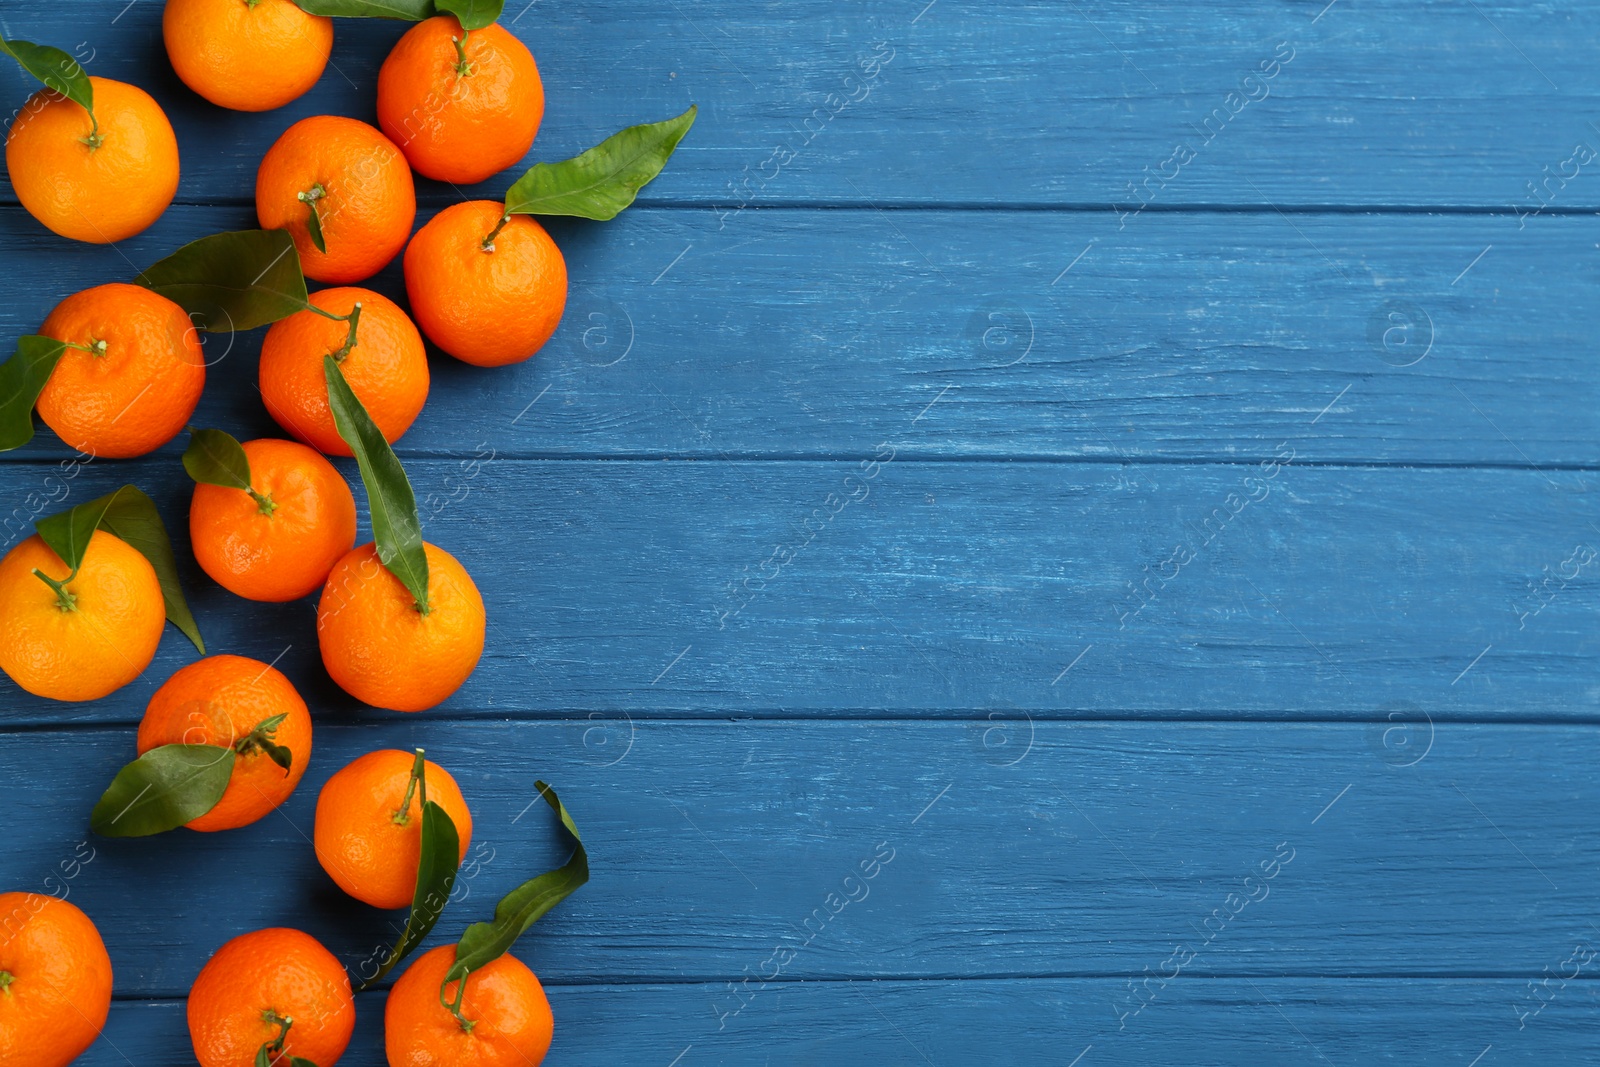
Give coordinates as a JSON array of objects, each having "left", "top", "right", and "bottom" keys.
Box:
[
  {"left": 260, "top": 1010, "right": 293, "bottom": 1063},
  {"left": 481, "top": 213, "right": 511, "bottom": 252},
  {"left": 250, "top": 489, "right": 278, "bottom": 516},
  {"left": 0, "top": 971, "right": 13, "bottom": 994},
  {"left": 80, "top": 111, "right": 102, "bottom": 151},
  {"left": 65, "top": 339, "right": 107, "bottom": 357},
  {"left": 30, "top": 567, "right": 77, "bottom": 611},
  {"left": 441, "top": 971, "right": 477, "bottom": 1033},
  {"left": 392, "top": 749, "right": 426, "bottom": 825},
  {"left": 452, "top": 32, "right": 473, "bottom": 77},
  {"left": 329, "top": 302, "right": 362, "bottom": 362}
]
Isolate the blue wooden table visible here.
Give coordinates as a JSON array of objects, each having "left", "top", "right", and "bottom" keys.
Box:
[{"left": 2, "top": 2, "right": 1598, "bottom": 1063}]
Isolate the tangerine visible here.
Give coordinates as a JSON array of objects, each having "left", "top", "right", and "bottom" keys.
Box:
[
  {"left": 313, "top": 749, "right": 474, "bottom": 909},
  {"left": 256, "top": 115, "right": 416, "bottom": 283},
  {"left": 316, "top": 542, "right": 485, "bottom": 712},
  {"left": 164, "top": 0, "right": 333, "bottom": 112},
  {"left": 34, "top": 282, "right": 206, "bottom": 459},
  {"left": 384, "top": 944, "right": 554, "bottom": 1067},
  {"left": 404, "top": 200, "right": 567, "bottom": 367},
  {"left": 0, "top": 893, "right": 113, "bottom": 1067},
  {"left": 190, "top": 437, "right": 357, "bottom": 601},
  {"left": 187, "top": 927, "right": 355, "bottom": 1067},
  {"left": 136, "top": 654, "right": 313, "bottom": 832},
  {"left": 259, "top": 287, "right": 429, "bottom": 456},
  {"left": 6, "top": 76, "right": 179, "bottom": 243},
  {"left": 0, "top": 529, "right": 165, "bottom": 702}
]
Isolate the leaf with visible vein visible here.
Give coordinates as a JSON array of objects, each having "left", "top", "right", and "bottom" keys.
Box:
[
  {"left": 183, "top": 428, "right": 253, "bottom": 492},
  {"left": 359, "top": 799, "right": 461, "bottom": 990},
  {"left": 445, "top": 782, "right": 587, "bottom": 986},
  {"left": 503, "top": 106, "right": 696, "bottom": 221},
  {"left": 0, "top": 336, "right": 70, "bottom": 452},
  {"left": 435, "top": 0, "right": 503, "bottom": 30},
  {"left": 90, "top": 745, "right": 235, "bottom": 837},
  {"left": 0, "top": 37, "right": 92, "bottom": 114},
  {"left": 136, "top": 230, "right": 309, "bottom": 332},
  {"left": 324, "top": 357, "right": 430, "bottom": 612}
]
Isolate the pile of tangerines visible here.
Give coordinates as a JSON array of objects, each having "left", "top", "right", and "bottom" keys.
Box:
[{"left": 0, "top": 2, "right": 689, "bottom": 1065}]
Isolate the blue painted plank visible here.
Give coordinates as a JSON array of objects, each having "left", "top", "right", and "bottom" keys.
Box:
[
  {"left": 0, "top": 206, "right": 1594, "bottom": 466},
  {"left": 84, "top": 978, "right": 1600, "bottom": 1067},
  {"left": 2, "top": 3, "right": 1598, "bottom": 210},
  {"left": 2, "top": 720, "right": 1596, "bottom": 993},
  {"left": 0, "top": 457, "right": 1593, "bottom": 725}
]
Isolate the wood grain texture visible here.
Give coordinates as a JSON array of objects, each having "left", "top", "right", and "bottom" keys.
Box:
[
  {"left": 83, "top": 978, "right": 1600, "bottom": 1067},
  {"left": 0, "top": 457, "right": 1594, "bottom": 725},
  {"left": 1, "top": 2, "right": 1597, "bottom": 210},
  {"left": 0, "top": 204, "right": 1593, "bottom": 465},
  {"left": 4, "top": 720, "right": 1597, "bottom": 995}
]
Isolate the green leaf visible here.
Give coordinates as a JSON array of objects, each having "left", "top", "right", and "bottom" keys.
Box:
[
  {"left": 0, "top": 37, "right": 92, "bottom": 116},
  {"left": 255, "top": 1047, "right": 270, "bottom": 1067},
  {"left": 324, "top": 357, "right": 430, "bottom": 613},
  {"left": 359, "top": 799, "right": 461, "bottom": 990},
  {"left": 503, "top": 106, "right": 697, "bottom": 221},
  {"left": 0, "top": 336, "right": 70, "bottom": 452},
  {"left": 435, "top": 0, "right": 503, "bottom": 30},
  {"left": 90, "top": 744, "right": 235, "bottom": 837},
  {"left": 136, "top": 230, "right": 309, "bottom": 333},
  {"left": 444, "top": 782, "right": 587, "bottom": 991},
  {"left": 37, "top": 486, "right": 205, "bottom": 654},
  {"left": 183, "top": 428, "right": 253, "bottom": 493},
  {"left": 293, "top": 0, "right": 434, "bottom": 18}
]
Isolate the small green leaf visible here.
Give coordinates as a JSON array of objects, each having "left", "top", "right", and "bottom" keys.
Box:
[
  {"left": 503, "top": 106, "right": 696, "bottom": 222},
  {"left": 242, "top": 713, "right": 294, "bottom": 776},
  {"left": 183, "top": 428, "right": 254, "bottom": 493},
  {"left": 136, "top": 230, "right": 309, "bottom": 332},
  {"left": 324, "top": 357, "right": 430, "bottom": 613},
  {"left": 293, "top": 0, "right": 433, "bottom": 17},
  {"left": 0, "top": 37, "right": 92, "bottom": 116},
  {"left": 435, "top": 0, "right": 503, "bottom": 30},
  {"left": 305, "top": 199, "right": 327, "bottom": 255},
  {"left": 90, "top": 744, "right": 235, "bottom": 837},
  {"left": 443, "top": 781, "right": 587, "bottom": 1006},
  {"left": 254, "top": 1046, "right": 270, "bottom": 1067},
  {"left": 37, "top": 486, "right": 205, "bottom": 653},
  {"left": 0, "top": 336, "right": 71, "bottom": 452},
  {"left": 359, "top": 799, "right": 461, "bottom": 990}
]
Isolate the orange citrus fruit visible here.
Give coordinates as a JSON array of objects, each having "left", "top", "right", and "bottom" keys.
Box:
[
  {"left": 313, "top": 749, "right": 474, "bottom": 909},
  {"left": 259, "top": 287, "right": 429, "bottom": 456},
  {"left": 404, "top": 201, "right": 567, "bottom": 367},
  {"left": 376, "top": 15, "right": 544, "bottom": 185},
  {"left": 256, "top": 115, "right": 416, "bottom": 283},
  {"left": 0, "top": 894, "right": 113, "bottom": 1067},
  {"left": 6, "top": 76, "right": 179, "bottom": 243},
  {"left": 317, "top": 542, "right": 485, "bottom": 712},
  {"left": 136, "top": 654, "right": 313, "bottom": 832},
  {"left": 0, "top": 529, "right": 164, "bottom": 702},
  {"left": 187, "top": 927, "right": 355, "bottom": 1067},
  {"left": 34, "top": 282, "right": 206, "bottom": 458},
  {"left": 190, "top": 438, "right": 358, "bottom": 601},
  {"left": 385, "top": 944, "right": 554, "bottom": 1067},
  {"left": 164, "top": 0, "right": 333, "bottom": 112}
]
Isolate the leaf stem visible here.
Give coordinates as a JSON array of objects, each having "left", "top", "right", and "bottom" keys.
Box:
[
  {"left": 441, "top": 972, "right": 477, "bottom": 1033},
  {"left": 30, "top": 567, "right": 77, "bottom": 611},
  {"left": 481, "top": 214, "right": 511, "bottom": 252},
  {"left": 329, "top": 302, "right": 362, "bottom": 362},
  {"left": 260, "top": 1010, "right": 293, "bottom": 1062},
  {"left": 392, "top": 749, "right": 426, "bottom": 826},
  {"left": 80, "top": 110, "right": 101, "bottom": 151},
  {"left": 64, "top": 339, "right": 107, "bottom": 357},
  {"left": 452, "top": 31, "right": 472, "bottom": 77}
]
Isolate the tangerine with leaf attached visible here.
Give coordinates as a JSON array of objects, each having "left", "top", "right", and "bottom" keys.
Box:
[
  {"left": 384, "top": 944, "right": 554, "bottom": 1067},
  {"left": 187, "top": 927, "right": 354, "bottom": 1067}
]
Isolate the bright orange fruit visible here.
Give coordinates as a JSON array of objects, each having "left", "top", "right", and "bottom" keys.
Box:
[
  {"left": 6, "top": 76, "right": 179, "bottom": 243},
  {"left": 136, "top": 654, "right": 313, "bottom": 832},
  {"left": 187, "top": 927, "right": 355, "bottom": 1067},
  {"left": 190, "top": 438, "right": 358, "bottom": 601},
  {"left": 385, "top": 944, "right": 554, "bottom": 1067},
  {"left": 404, "top": 200, "right": 567, "bottom": 367},
  {"left": 259, "top": 287, "right": 430, "bottom": 456},
  {"left": 377, "top": 15, "right": 544, "bottom": 185},
  {"left": 0, "top": 894, "right": 114, "bottom": 1067},
  {"left": 313, "top": 749, "right": 474, "bottom": 909},
  {"left": 164, "top": 0, "right": 333, "bottom": 112},
  {"left": 34, "top": 282, "right": 205, "bottom": 459},
  {"left": 256, "top": 115, "right": 416, "bottom": 283},
  {"left": 316, "top": 542, "right": 486, "bottom": 712},
  {"left": 0, "top": 529, "right": 164, "bottom": 702}
]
